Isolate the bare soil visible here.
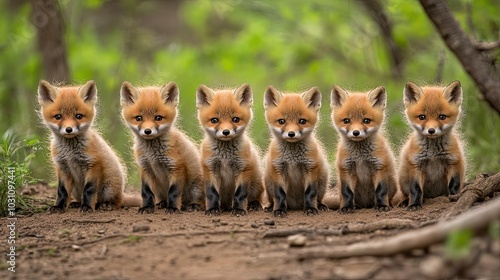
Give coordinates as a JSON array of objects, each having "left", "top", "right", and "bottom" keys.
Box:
[{"left": 1, "top": 185, "right": 499, "bottom": 280}]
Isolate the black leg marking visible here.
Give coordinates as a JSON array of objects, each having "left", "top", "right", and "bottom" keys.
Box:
[
  {"left": 339, "top": 181, "right": 355, "bottom": 214},
  {"left": 231, "top": 184, "right": 248, "bottom": 216},
  {"left": 166, "top": 184, "right": 181, "bottom": 214},
  {"left": 80, "top": 182, "right": 96, "bottom": 213},
  {"left": 273, "top": 185, "right": 287, "bottom": 217},
  {"left": 247, "top": 201, "right": 263, "bottom": 211},
  {"left": 407, "top": 180, "right": 422, "bottom": 211},
  {"left": 205, "top": 185, "right": 220, "bottom": 216},
  {"left": 375, "top": 182, "right": 391, "bottom": 212},
  {"left": 448, "top": 174, "right": 461, "bottom": 195},
  {"left": 48, "top": 180, "right": 68, "bottom": 213},
  {"left": 398, "top": 198, "right": 409, "bottom": 208},
  {"left": 304, "top": 184, "right": 319, "bottom": 215},
  {"left": 186, "top": 203, "right": 202, "bottom": 212},
  {"left": 138, "top": 180, "right": 155, "bottom": 214}
]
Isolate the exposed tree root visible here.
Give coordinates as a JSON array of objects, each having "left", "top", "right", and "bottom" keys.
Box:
[
  {"left": 445, "top": 172, "right": 500, "bottom": 218},
  {"left": 62, "top": 218, "right": 117, "bottom": 224},
  {"left": 297, "top": 196, "right": 500, "bottom": 260}
]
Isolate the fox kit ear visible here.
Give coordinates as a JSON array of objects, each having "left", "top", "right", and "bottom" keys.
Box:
[
  {"left": 443, "top": 80, "right": 462, "bottom": 105},
  {"left": 78, "top": 80, "right": 97, "bottom": 104},
  {"left": 37, "top": 80, "right": 58, "bottom": 104},
  {"left": 120, "top": 81, "right": 140, "bottom": 105},
  {"left": 160, "top": 81, "right": 179, "bottom": 106},
  {"left": 302, "top": 87, "right": 322, "bottom": 111},
  {"left": 403, "top": 81, "right": 423, "bottom": 105},
  {"left": 234, "top": 83, "right": 253, "bottom": 106},
  {"left": 196, "top": 84, "right": 215, "bottom": 108},
  {"left": 330, "top": 85, "right": 349, "bottom": 108},
  {"left": 264, "top": 85, "right": 283, "bottom": 109},
  {"left": 367, "top": 86, "right": 387, "bottom": 108}
]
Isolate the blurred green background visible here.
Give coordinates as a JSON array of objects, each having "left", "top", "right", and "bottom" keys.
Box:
[{"left": 1, "top": 0, "right": 499, "bottom": 189}]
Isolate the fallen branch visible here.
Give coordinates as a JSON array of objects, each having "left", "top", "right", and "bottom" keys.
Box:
[
  {"left": 344, "top": 218, "right": 416, "bottom": 234},
  {"left": 444, "top": 172, "right": 500, "bottom": 218},
  {"left": 63, "top": 218, "right": 117, "bottom": 224},
  {"left": 473, "top": 40, "right": 500, "bottom": 51},
  {"left": 263, "top": 228, "right": 342, "bottom": 238},
  {"left": 297, "top": 196, "right": 500, "bottom": 259}
]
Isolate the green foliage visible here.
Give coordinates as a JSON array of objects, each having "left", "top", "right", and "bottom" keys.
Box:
[
  {"left": 0, "top": 129, "right": 42, "bottom": 216},
  {"left": 445, "top": 229, "right": 473, "bottom": 260},
  {"left": 0, "top": 0, "right": 498, "bottom": 187}
]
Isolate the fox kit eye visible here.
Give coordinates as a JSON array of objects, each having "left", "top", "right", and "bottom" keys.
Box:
[
  {"left": 438, "top": 114, "right": 447, "bottom": 120},
  {"left": 418, "top": 115, "right": 426, "bottom": 120},
  {"left": 278, "top": 119, "right": 285, "bottom": 125},
  {"left": 75, "top": 114, "right": 83, "bottom": 120},
  {"left": 363, "top": 118, "right": 371, "bottom": 124},
  {"left": 343, "top": 118, "right": 350, "bottom": 124},
  {"left": 54, "top": 114, "right": 62, "bottom": 120},
  {"left": 210, "top": 118, "right": 219, "bottom": 124},
  {"left": 299, "top": 119, "right": 307, "bottom": 125},
  {"left": 135, "top": 116, "right": 143, "bottom": 122},
  {"left": 155, "top": 115, "right": 163, "bottom": 121},
  {"left": 232, "top": 117, "right": 240, "bottom": 123}
]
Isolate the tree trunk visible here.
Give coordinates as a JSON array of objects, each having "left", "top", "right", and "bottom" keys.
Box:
[
  {"left": 419, "top": 0, "right": 500, "bottom": 114},
  {"left": 31, "top": 0, "right": 70, "bottom": 83}
]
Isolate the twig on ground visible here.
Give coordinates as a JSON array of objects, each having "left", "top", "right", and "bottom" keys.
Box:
[
  {"left": 63, "top": 218, "right": 117, "bottom": 224},
  {"left": 26, "top": 229, "right": 254, "bottom": 251},
  {"left": 444, "top": 172, "right": 500, "bottom": 218},
  {"left": 296, "top": 196, "right": 500, "bottom": 260}
]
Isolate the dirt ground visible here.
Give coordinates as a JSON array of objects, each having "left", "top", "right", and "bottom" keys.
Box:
[{"left": 1, "top": 185, "right": 499, "bottom": 280}]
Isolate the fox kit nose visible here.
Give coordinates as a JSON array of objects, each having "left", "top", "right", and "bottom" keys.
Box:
[
  {"left": 65, "top": 127, "right": 73, "bottom": 133},
  {"left": 288, "top": 131, "right": 296, "bottom": 138},
  {"left": 352, "top": 130, "right": 360, "bottom": 137},
  {"left": 428, "top": 128, "right": 435, "bottom": 135},
  {"left": 222, "top": 129, "right": 230, "bottom": 136},
  {"left": 144, "top": 128, "right": 152, "bottom": 135}
]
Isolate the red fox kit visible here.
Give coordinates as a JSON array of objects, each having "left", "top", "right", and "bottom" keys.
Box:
[
  {"left": 398, "top": 81, "right": 465, "bottom": 210},
  {"left": 264, "top": 86, "right": 329, "bottom": 217},
  {"left": 330, "top": 85, "right": 397, "bottom": 213},
  {"left": 196, "top": 84, "right": 264, "bottom": 216},
  {"left": 120, "top": 81, "right": 205, "bottom": 214},
  {"left": 38, "top": 80, "right": 137, "bottom": 213}
]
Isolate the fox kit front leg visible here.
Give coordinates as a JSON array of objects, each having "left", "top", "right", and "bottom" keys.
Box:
[
  {"left": 338, "top": 170, "right": 357, "bottom": 214},
  {"left": 231, "top": 171, "right": 252, "bottom": 216},
  {"left": 48, "top": 176, "right": 73, "bottom": 213},
  {"left": 204, "top": 170, "right": 222, "bottom": 216},
  {"left": 446, "top": 162, "right": 463, "bottom": 196},
  {"left": 139, "top": 172, "right": 156, "bottom": 214},
  {"left": 406, "top": 172, "right": 425, "bottom": 211},
  {"left": 303, "top": 171, "right": 321, "bottom": 215},
  {"left": 372, "top": 171, "right": 392, "bottom": 212}
]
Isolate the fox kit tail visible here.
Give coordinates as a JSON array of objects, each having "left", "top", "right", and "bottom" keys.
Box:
[{"left": 122, "top": 193, "right": 142, "bottom": 208}]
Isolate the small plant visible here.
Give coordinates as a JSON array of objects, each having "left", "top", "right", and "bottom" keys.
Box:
[
  {"left": 445, "top": 229, "right": 473, "bottom": 260},
  {"left": 0, "top": 129, "right": 42, "bottom": 216}
]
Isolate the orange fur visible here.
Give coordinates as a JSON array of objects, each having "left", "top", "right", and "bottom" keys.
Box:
[
  {"left": 121, "top": 81, "right": 205, "bottom": 214},
  {"left": 38, "top": 80, "right": 136, "bottom": 213},
  {"left": 263, "top": 86, "right": 329, "bottom": 217},
  {"left": 197, "top": 84, "right": 264, "bottom": 216},
  {"left": 330, "top": 86, "right": 397, "bottom": 213},
  {"left": 398, "top": 81, "right": 465, "bottom": 210}
]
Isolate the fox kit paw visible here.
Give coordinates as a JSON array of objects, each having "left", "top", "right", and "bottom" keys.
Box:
[
  {"left": 264, "top": 206, "right": 274, "bottom": 213},
  {"left": 79, "top": 205, "right": 94, "bottom": 213},
  {"left": 407, "top": 204, "right": 422, "bottom": 211},
  {"left": 156, "top": 201, "right": 167, "bottom": 209},
  {"left": 305, "top": 207, "right": 319, "bottom": 216},
  {"left": 68, "top": 202, "right": 81, "bottom": 208},
  {"left": 138, "top": 206, "right": 155, "bottom": 214},
  {"left": 165, "top": 207, "right": 181, "bottom": 214},
  {"left": 205, "top": 208, "right": 221, "bottom": 216},
  {"left": 398, "top": 199, "right": 409, "bottom": 208},
  {"left": 247, "top": 201, "right": 263, "bottom": 212},
  {"left": 231, "top": 208, "right": 246, "bottom": 217},
  {"left": 273, "top": 209, "right": 287, "bottom": 218},
  {"left": 47, "top": 206, "right": 65, "bottom": 214},
  {"left": 375, "top": 205, "right": 391, "bottom": 212},
  {"left": 318, "top": 203, "right": 328, "bottom": 211},
  {"left": 338, "top": 207, "right": 354, "bottom": 214},
  {"left": 97, "top": 202, "right": 117, "bottom": 211},
  {"left": 186, "top": 203, "right": 202, "bottom": 212}
]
